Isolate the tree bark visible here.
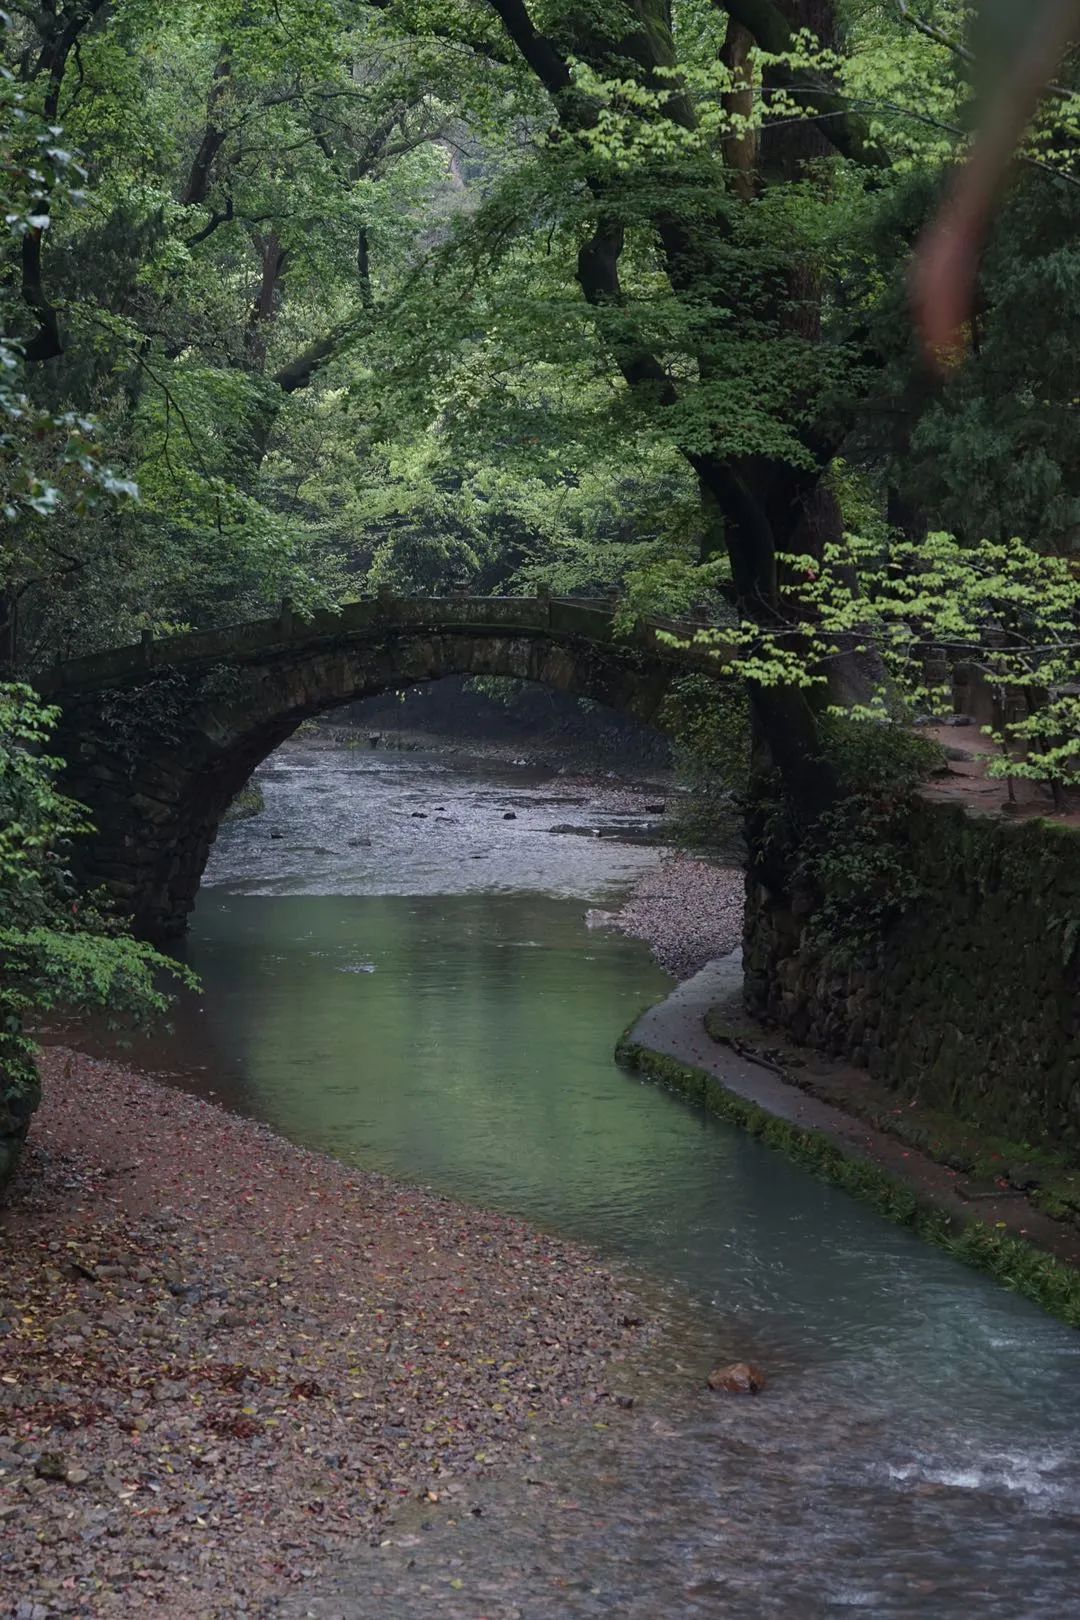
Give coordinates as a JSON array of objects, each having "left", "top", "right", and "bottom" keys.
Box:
[
  {"left": 357, "top": 227, "right": 374, "bottom": 309},
  {"left": 715, "top": 0, "right": 889, "bottom": 168},
  {"left": 16, "top": 0, "right": 112, "bottom": 362},
  {"left": 720, "top": 17, "right": 758, "bottom": 200},
  {"left": 245, "top": 233, "right": 288, "bottom": 372},
  {"left": 0, "top": 589, "right": 18, "bottom": 674},
  {"left": 487, "top": 0, "right": 849, "bottom": 816}
]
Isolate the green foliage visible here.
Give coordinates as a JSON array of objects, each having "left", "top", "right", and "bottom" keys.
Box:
[
  {"left": 822, "top": 712, "right": 945, "bottom": 797},
  {"left": 650, "top": 671, "right": 747, "bottom": 850},
  {"left": 224, "top": 781, "right": 266, "bottom": 822},
  {"left": 685, "top": 512, "right": 1080, "bottom": 795},
  {"left": 6, "top": 0, "right": 1080, "bottom": 823},
  {"left": 463, "top": 676, "right": 528, "bottom": 707},
  {"left": 797, "top": 717, "right": 944, "bottom": 956},
  {"left": 661, "top": 675, "right": 749, "bottom": 782},
  {"left": 0, "top": 41, "right": 138, "bottom": 656},
  {"left": 790, "top": 530, "right": 1080, "bottom": 789},
  {"left": 0, "top": 685, "right": 195, "bottom": 1092},
  {"left": 611, "top": 557, "right": 731, "bottom": 633}
]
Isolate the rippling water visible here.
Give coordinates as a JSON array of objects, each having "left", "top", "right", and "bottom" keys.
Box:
[{"left": 151, "top": 746, "right": 1080, "bottom": 1617}]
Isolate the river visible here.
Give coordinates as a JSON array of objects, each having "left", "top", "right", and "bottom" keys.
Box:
[{"left": 150, "top": 745, "right": 1080, "bottom": 1617}]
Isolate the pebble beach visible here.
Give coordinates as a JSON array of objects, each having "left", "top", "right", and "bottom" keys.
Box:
[
  {"left": 614, "top": 854, "right": 744, "bottom": 981},
  {"left": 0, "top": 1054, "right": 645, "bottom": 1619},
  {"left": 0, "top": 784, "right": 744, "bottom": 1619}
]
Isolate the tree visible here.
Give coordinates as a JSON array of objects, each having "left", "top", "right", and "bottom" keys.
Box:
[
  {"left": 0, "top": 683, "right": 194, "bottom": 1184},
  {"left": 1, "top": 13, "right": 196, "bottom": 1185},
  {"left": 2, "top": 0, "right": 505, "bottom": 659},
  {"left": 9, "top": 0, "right": 1080, "bottom": 821},
  {"left": 359, "top": 0, "right": 907, "bottom": 817},
  {"left": 0, "top": 36, "right": 138, "bottom": 668}
]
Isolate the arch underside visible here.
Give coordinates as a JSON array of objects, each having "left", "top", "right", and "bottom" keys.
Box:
[{"left": 54, "top": 629, "right": 698, "bottom": 940}]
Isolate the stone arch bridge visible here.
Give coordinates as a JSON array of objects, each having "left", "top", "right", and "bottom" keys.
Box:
[{"left": 38, "top": 596, "right": 727, "bottom": 940}]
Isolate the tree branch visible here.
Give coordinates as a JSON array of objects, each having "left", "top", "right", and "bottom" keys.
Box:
[
  {"left": 894, "top": 0, "right": 1079, "bottom": 106},
  {"left": 484, "top": 0, "right": 573, "bottom": 100},
  {"left": 17, "top": 0, "right": 111, "bottom": 361},
  {"left": 182, "top": 50, "right": 233, "bottom": 207},
  {"left": 715, "top": 0, "right": 890, "bottom": 167}
]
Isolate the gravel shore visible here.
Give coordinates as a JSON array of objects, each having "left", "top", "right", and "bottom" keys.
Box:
[
  {"left": 615, "top": 855, "right": 745, "bottom": 980},
  {"left": 0, "top": 1054, "right": 645, "bottom": 1619}
]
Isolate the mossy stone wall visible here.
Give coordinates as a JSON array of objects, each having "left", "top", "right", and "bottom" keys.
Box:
[{"left": 744, "top": 798, "right": 1080, "bottom": 1150}]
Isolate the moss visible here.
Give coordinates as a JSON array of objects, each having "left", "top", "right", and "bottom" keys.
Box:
[
  {"left": 223, "top": 783, "right": 266, "bottom": 823},
  {"left": 703, "top": 1003, "right": 1080, "bottom": 1211},
  {"left": 748, "top": 792, "right": 1080, "bottom": 1154},
  {"left": 616, "top": 1037, "right": 1080, "bottom": 1329}
]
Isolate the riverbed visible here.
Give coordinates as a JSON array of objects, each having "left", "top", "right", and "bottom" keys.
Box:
[
  {"left": 14, "top": 748, "right": 1080, "bottom": 1620},
  {"left": 156, "top": 745, "right": 1080, "bottom": 1618}
]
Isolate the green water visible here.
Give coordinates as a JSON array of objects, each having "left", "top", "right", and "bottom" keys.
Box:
[
  {"left": 177, "top": 890, "right": 673, "bottom": 1234},
  {"left": 139, "top": 746, "right": 1080, "bottom": 1616}
]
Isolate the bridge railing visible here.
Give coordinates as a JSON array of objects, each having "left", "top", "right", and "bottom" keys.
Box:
[{"left": 37, "top": 594, "right": 732, "bottom": 695}]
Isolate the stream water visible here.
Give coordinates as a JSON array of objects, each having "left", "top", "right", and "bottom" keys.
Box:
[{"left": 149, "top": 746, "right": 1080, "bottom": 1617}]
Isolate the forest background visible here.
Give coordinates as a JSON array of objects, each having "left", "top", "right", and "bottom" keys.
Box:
[{"left": 6, "top": 1, "right": 1080, "bottom": 1072}]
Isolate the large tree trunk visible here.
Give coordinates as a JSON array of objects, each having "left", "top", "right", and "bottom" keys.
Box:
[
  {"left": 245, "top": 233, "right": 289, "bottom": 373},
  {"left": 720, "top": 17, "right": 758, "bottom": 199},
  {"left": 488, "top": 0, "right": 847, "bottom": 816}
]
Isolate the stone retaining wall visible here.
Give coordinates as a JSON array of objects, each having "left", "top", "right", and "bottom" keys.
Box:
[{"left": 744, "top": 798, "right": 1080, "bottom": 1150}]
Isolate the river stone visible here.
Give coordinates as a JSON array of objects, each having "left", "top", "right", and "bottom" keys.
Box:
[
  {"left": 34, "top": 1453, "right": 69, "bottom": 1482},
  {"left": 707, "top": 1362, "right": 766, "bottom": 1395}
]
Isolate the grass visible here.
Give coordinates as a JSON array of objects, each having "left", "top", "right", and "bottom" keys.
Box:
[{"left": 616, "top": 1036, "right": 1080, "bottom": 1329}]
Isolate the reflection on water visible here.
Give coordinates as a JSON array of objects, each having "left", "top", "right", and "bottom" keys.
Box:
[
  {"left": 142, "top": 748, "right": 1080, "bottom": 1615},
  {"left": 175, "top": 890, "right": 675, "bottom": 1233}
]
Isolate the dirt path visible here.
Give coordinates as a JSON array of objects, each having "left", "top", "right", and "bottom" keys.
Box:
[{"left": 0, "top": 1053, "right": 646, "bottom": 1619}]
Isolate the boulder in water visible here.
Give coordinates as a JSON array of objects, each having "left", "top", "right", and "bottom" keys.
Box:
[{"left": 707, "top": 1362, "right": 766, "bottom": 1395}]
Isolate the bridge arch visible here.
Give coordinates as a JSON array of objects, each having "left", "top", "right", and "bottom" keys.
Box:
[{"left": 42, "top": 598, "right": 724, "bottom": 939}]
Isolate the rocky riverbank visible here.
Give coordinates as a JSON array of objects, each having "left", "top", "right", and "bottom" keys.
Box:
[
  {"left": 613, "top": 855, "right": 745, "bottom": 981},
  {"left": 0, "top": 1053, "right": 646, "bottom": 1619}
]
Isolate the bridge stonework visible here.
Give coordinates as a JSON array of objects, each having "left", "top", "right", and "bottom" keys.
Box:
[{"left": 39, "top": 597, "right": 723, "bottom": 940}]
